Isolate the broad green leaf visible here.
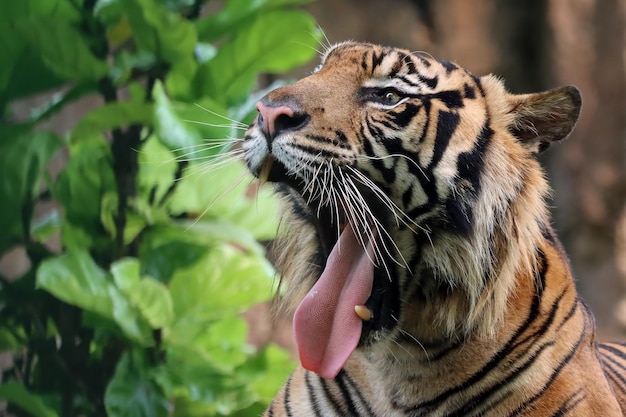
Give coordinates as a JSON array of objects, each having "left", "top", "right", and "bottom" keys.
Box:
[
  {"left": 15, "top": 17, "right": 108, "bottom": 82},
  {"left": 140, "top": 239, "right": 207, "bottom": 283},
  {"left": 36, "top": 250, "right": 112, "bottom": 318},
  {"left": 138, "top": 135, "right": 177, "bottom": 205},
  {"left": 138, "top": 221, "right": 267, "bottom": 285},
  {"left": 238, "top": 345, "right": 295, "bottom": 403},
  {"left": 105, "top": 351, "right": 170, "bottom": 417},
  {"left": 112, "top": 258, "right": 174, "bottom": 329},
  {"left": 0, "top": 0, "right": 79, "bottom": 22},
  {"left": 71, "top": 102, "right": 153, "bottom": 142},
  {"left": 167, "top": 243, "right": 274, "bottom": 324},
  {"left": 196, "top": 0, "right": 314, "bottom": 41},
  {"left": 0, "top": 32, "right": 63, "bottom": 110},
  {"left": 0, "top": 0, "right": 80, "bottom": 100},
  {"left": 111, "top": 258, "right": 142, "bottom": 289},
  {"left": 123, "top": 0, "right": 197, "bottom": 63},
  {"left": 101, "top": 193, "right": 150, "bottom": 244},
  {"left": 153, "top": 83, "right": 235, "bottom": 156},
  {"left": 167, "top": 317, "right": 250, "bottom": 372},
  {"left": 110, "top": 50, "right": 157, "bottom": 86},
  {"left": 36, "top": 251, "right": 153, "bottom": 345},
  {"left": 153, "top": 81, "right": 201, "bottom": 153},
  {"left": 52, "top": 136, "right": 116, "bottom": 250},
  {"left": 0, "top": 382, "right": 59, "bottom": 417},
  {"left": 0, "top": 128, "right": 61, "bottom": 251},
  {"left": 195, "top": 10, "right": 320, "bottom": 104},
  {"left": 161, "top": 347, "right": 257, "bottom": 416},
  {"left": 168, "top": 160, "right": 280, "bottom": 240}
]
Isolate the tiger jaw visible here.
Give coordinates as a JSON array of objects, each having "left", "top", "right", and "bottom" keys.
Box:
[{"left": 252, "top": 152, "right": 400, "bottom": 345}]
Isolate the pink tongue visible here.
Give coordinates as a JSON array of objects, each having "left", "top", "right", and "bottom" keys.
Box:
[{"left": 293, "top": 223, "right": 375, "bottom": 379}]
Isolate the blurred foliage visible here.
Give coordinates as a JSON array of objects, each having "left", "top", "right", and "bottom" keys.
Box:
[{"left": 0, "top": 0, "right": 320, "bottom": 415}]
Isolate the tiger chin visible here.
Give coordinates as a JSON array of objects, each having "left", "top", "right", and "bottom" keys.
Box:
[{"left": 243, "top": 41, "right": 626, "bottom": 416}]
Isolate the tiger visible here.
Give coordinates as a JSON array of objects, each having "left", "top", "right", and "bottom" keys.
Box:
[{"left": 242, "top": 41, "right": 626, "bottom": 416}]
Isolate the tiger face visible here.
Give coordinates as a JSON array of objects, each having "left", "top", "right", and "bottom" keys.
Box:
[{"left": 243, "top": 42, "right": 581, "bottom": 380}]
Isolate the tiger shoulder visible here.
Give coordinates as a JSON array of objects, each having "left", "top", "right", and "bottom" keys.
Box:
[{"left": 241, "top": 41, "right": 626, "bottom": 416}]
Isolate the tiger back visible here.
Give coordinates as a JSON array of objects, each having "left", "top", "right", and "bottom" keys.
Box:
[{"left": 243, "top": 41, "right": 626, "bottom": 416}]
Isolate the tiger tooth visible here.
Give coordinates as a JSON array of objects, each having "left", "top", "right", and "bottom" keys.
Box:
[
  {"left": 355, "top": 305, "right": 373, "bottom": 321},
  {"left": 259, "top": 157, "right": 274, "bottom": 186}
]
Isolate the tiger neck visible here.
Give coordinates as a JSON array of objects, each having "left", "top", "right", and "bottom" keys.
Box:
[{"left": 389, "top": 167, "right": 558, "bottom": 344}]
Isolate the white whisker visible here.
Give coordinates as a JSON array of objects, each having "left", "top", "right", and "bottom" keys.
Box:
[{"left": 193, "top": 103, "right": 248, "bottom": 128}]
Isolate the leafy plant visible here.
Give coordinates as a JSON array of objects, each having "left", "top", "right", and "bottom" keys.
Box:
[{"left": 0, "top": 0, "right": 320, "bottom": 415}]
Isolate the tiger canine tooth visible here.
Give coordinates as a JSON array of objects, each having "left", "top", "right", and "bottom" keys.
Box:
[
  {"left": 354, "top": 305, "right": 373, "bottom": 321},
  {"left": 259, "top": 156, "right": 274, "bottom": 185}
]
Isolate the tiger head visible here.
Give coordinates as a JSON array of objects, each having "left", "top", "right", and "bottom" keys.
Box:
[{"left": 243, "top": 41, "right": 581, "bottom": 379}]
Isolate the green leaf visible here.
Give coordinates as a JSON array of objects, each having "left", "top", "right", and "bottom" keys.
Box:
[
  {"left": 196, "top": 0, "right": 314, "bottom": 41},
  {"left": 52, "top": 136, "right": 116, "bottom": 250},
  {"left": 153, "top": 81, "right": 201, "bottom": 153},
  {"left": 0, "top": 382, "right": 59, "bottom": 417},
  {"left": 0, "top": 128, "right": 61, "bottom": 251},
  {"left": 137, "top": 135, "right": 177, "bottom": 205},
  {"left": 168, "top": 160, "right": 281, "bottom": 240},
  {"left": 123, "top": 0, "right": 197, "bottom": 63},
  {"left": 167, "top": 243, "right": 274, "bottom": 328},
  {"left": 140, "top": 239, "right": 207, "bottom": 283},
  {"left": 105, "top": 351, "right": 170, "bottom": 417},
  {"left": 238, "top": 345, "right": 295, "bottom": 403},
  {"left": 0, "top": 0, "right": 81, "bottom": 107},
  {"left": 112, "top": 258, "right": 174, "bottom": 329},
  {"left": 167, "top": 317, "right": 250, "bottom": 372},
  {"left": 0, "top": 0, "right": 79, "bottom": 22},
  {"left": 15, "top": 17, "right": 108, "bottom": 82},
  {"left": 71, "top": 102, "right": 153, "bottom": 141},
  {"left": 36, "top": 251, "right": 153, "bottom": 345},
  {"left": 195, "top": 10, "right": 320, "bottom": 104}
]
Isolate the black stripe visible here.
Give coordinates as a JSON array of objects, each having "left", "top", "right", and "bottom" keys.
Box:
[
  {"left": 429, "top": 110, "right": 460, "bottom": 169},
  {"left": 284, "top": 375, "right": 293, "bottom": 417},
  {"left": 341, "top": 371, "right": 377, "bottom": 416},
  {"left": 551, "top": 389, "right": 585, "bottom": 417},
  {"left": 304, "top": 133, "right": 351, "bottom": 150},
  {"left": 432, "top": 90, "right": 464, "bottom": 108},
  {"left": 438, "top": 59, "right": 458, "bottom": 73},
  {"left": 598, "top": 343, "right": 626, "bottom": 361},
  {"left": 363, "top": 136, "right": 396, "bottom": 183},
  {"left": 456, "top": 121, "right": 492, "bottom": 195},
  {"left": 418, "top": 73, "right": 439, "bottom": 89},
  {"left": 463, "top": 83, "right": 476, "bottom": 99},
  {"left": 448, "top": 340, "right": 557, "bottom": 417},
  {"left": 371, "top": 50, "right": 386, "bottom": 71},
  {"left": 602, "top": 362, "right": 626, "bottom": 395},
  {"left": 396, "top": 51, "right": 417, "bottom": 74},
  {"left": 397, "top": 74, "right": 420, "bottom": 88},
  {"left": 304, "top": 372, "right": 324, "bottom": 417},
  {"left": 320, "top": 377, "right": 347, "bottom": 415},
  {"left": 292, "top": 143, "right": 343, "bottom": 159},
  {"left": 334, "top": 371, "right": 363, "bottom": 416},
  {"left": 387, "top": 103, "right": 421, "bottom": 128},
  {"left": 504, "top": 330, "right": 586, "bottom": 417},
  {"left": 395, "top": 251, "right": 549, "bottom": 412}
]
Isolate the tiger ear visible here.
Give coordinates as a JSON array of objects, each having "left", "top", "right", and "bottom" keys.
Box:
[{"left": 508, "top": 86, "right": 582, "bottom": 154}]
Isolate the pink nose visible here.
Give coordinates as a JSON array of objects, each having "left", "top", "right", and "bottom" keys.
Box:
[{"left": 255, "top": 101, "right": 309, "bottom": 143}]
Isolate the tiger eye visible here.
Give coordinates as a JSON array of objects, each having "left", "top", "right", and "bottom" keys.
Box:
[{"left": 383, "top": 90, "right": 401, "bottom": 104}]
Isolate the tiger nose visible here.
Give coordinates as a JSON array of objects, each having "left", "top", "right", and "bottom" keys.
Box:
[{"left": 255, "top": 100, "right": 309, "bottom": 145}]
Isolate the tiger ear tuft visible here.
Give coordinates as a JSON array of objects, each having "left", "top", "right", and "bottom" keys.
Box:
[{"left": 508, "top": 86, "right": 581, "bottom": 154}]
